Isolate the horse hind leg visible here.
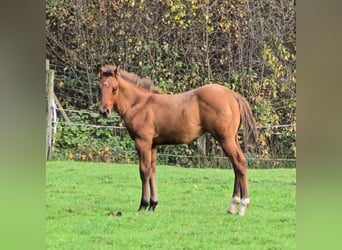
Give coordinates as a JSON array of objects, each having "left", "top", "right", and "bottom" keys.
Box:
[
  {"left": 227, "top": 174, "right": 241, "bottom": 214},
  {"left": 220, "top": 137, "right": 250, "bottom": 216}
]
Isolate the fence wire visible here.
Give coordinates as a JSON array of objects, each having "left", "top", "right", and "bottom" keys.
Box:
[{"left": 51, "top": 106, "right": 296, "bottom": 168}]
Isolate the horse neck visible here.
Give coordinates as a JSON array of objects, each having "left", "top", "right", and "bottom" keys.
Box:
[{"left": 116, "top": 77, "right": 151, "bottom": 117}]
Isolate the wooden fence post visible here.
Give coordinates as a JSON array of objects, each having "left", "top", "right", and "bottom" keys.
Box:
[
  {"left": 53, "top": 93, "right": 70, "bottom": 123},
  {"left": 46, "top": 60, "right": 55, "bottom": 160}
]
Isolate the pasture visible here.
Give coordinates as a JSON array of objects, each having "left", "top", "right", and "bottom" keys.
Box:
[{"left": 46, "top": 161, "right": 296, "bottom": 249}]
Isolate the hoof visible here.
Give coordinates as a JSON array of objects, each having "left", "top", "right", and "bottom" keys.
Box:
[
  {"left": 227, "top": 208, "right": 237, "bottom": 214},
  {"left": 237, "top": 206, "right": 247, "bottom": 216},
  {"left": 137, "top": 198, "right": 149, "bottom": 211},
  {"left": 237, "top": 198, "right": 250, "bottom": 216},
  {"left": 148, "top": 200, "right": 159, "bottom": 211},
  {"left": 227, "top": 196, "right": 241, "bottom": 214},
  {"left": 227, "top": 205, "right": 238, "bottom": 214}
]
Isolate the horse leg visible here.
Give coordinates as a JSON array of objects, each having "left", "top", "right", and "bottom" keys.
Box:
[
  {"left": 148, "top": 146, "right": 159, "bottom": 211},
  {"left": 220, "top": 137, "right": 250, "bottom": 216},
  {"left": 228, "top": 173, "right": 241, "bottom": 214},
  {"left": 135, "top": 139, "right": 153, "bottom": 211}
]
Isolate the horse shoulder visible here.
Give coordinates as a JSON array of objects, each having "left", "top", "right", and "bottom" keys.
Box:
[{"left": 126, "top": 104, "right": 157, "bottom": 141}]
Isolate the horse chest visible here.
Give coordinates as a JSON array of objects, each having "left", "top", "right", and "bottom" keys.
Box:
[{"left": 123, "top": 114, "right": 156, "bottom": 140}]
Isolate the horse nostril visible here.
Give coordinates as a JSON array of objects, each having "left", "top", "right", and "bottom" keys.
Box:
[{"left": 100, "top": 107, "right": 110, "bottom": 117}]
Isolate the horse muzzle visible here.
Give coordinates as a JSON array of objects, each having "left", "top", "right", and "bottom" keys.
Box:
[{"left": 99, "top": 107, "right": 111, "bottom": 118}]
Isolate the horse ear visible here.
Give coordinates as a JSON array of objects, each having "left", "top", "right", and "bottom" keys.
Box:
[
  {"left": 95, "top": 64, "right": 102, "bottom": 73},
  {"left": 97, "top": 65, "right": 103, "bottom": 78},
  {"left": 114, "top": 65, "right": 120, "bottom": 77}
]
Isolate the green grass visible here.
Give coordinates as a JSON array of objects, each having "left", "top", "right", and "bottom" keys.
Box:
[{"left": 46, "top": 161, "right": 296, "bottom": 249}]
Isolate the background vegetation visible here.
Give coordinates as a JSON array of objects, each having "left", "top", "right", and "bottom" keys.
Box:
[{"left": 46, "top": 0, "right": 296, "bottom": 167}]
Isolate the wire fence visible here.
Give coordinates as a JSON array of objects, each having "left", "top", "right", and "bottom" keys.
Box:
[
  {"left": 50, "top": 105, "right": 296, "bottom": 169},
  {"left": 54, "top": 108, "right": 295, "bottom": 130}
]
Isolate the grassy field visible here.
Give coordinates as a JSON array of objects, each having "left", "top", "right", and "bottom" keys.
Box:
[{"left": 46, "top": 161, "right": 296, "bottom": 249}]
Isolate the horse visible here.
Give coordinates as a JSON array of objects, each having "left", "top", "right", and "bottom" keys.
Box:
[{"left": 98, "top": 65, "right": 257, "bottom": 216}]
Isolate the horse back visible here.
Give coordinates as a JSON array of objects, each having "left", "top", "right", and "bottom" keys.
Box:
[{"left": 150, "top": 84, "right": 240, "bottom": 144}]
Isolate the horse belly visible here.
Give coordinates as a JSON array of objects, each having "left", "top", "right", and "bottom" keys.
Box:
[
  {"left": 152, "top": 93, "right": 203, "bottom": 145},
  {"left": 153, "top": 122, "right": 203, "bottom": 145}
]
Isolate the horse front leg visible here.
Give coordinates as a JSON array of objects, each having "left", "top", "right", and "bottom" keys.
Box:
[
  {"left": 148, "top": 146, "right": 158, "bottom": 211},
  {"left": 136, "top": 139, "right": 153, "bottom": 211}
]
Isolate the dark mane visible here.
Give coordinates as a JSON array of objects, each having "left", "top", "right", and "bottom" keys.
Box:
[{"left": 101, "top": 65, "right": 161, "bottom": 93}]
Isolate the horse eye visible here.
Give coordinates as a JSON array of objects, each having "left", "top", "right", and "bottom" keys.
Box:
[{"left": 112, "top": 86, "right": 117, "bottom": 93}]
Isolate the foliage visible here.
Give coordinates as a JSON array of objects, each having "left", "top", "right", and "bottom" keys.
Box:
[
  {"left": 53, "top": 111, "right": 137, "bottom": 163},
  {"left": 46, "top": 161, "right": 296, "bottom": 249},
  {"left": 47, "top": 0, "right": 296, "bottom": 165}
]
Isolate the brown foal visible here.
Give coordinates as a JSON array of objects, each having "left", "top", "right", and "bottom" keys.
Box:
[{"left": 98, "top": 65, "right": 257, "bottom": 215}]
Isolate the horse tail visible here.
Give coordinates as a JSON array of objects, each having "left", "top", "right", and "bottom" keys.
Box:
[{"left": 234, "top": 92, "right": 257, "bottom": 150}]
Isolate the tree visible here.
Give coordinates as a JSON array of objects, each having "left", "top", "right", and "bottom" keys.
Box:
[{"left": 46, "top": 0, "right": 296, "bottom": 164}]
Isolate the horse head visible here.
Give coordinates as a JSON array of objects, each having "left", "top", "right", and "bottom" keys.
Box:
[{"left": 98, "top": 65, "right": 120, "bottom": 117}]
